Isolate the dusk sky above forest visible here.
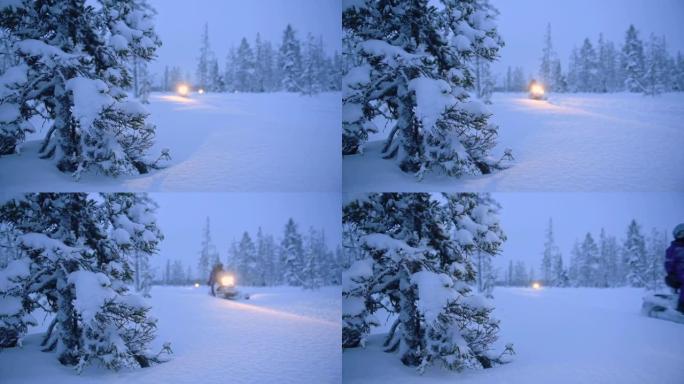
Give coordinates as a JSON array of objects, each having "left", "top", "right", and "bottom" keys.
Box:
[
  {"left": 146, "top": 0, "right": 341, "bottom": 79},
  {"left": 150, "top": 193, "right": 342, "bottom": 272},
  {"left": 494, "top": 193, "right": 684, "bottom": 275},
  {"left": 491, "top": 0, "right": 684, "bottom": 79}
]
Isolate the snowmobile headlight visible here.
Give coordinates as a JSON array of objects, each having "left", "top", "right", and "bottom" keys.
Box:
[
  {"left": 194, "top": 283, "right": 200, "bottom": 288},
  {"left": 198, "top": 88, "right": 205, "bottom": 95},
  {"left": 177, "top": 84, "right": 190, "bottom": 97},
  {"left": 221, "top": 275, "right": 235, "bottom": 287},
  {"left": 532, "top": 282, "right": 541, "bottom": 289},
  {"left": 530, "top": 84, "right": 544, "bottom": 95}
]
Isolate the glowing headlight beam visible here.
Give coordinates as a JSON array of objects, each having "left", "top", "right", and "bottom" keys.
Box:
[
  {"left": 221, "top": 275, "right": 235, "bottom": 287},
  {"left": 530, "top": 84, "right": 545, "bottom": 95},
  {"left": 532, "top": 282, "right": 541, "bottom": 289},
  {"left": 177, "top": 84, "right": 190, "bottom": 97}
]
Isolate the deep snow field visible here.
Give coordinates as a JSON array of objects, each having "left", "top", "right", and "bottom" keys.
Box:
[
  {"left": 344, "top": 92, "right": 684, "bottom": 192},
  {"left": 0, "top": 92, "right": 341, "bottom": 192},
  {"left": 343, "top": 287, "right": 684, "bottom": 384},
  {"left": 0, "top": 285, "right": 341, "bottom": 384}
]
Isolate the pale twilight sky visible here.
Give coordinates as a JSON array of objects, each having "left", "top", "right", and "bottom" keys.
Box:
[
  {"left": 493, "top": 193, "right": 684, "bottom": 274},
  {"left": 146, "top": 0, "right": 342, "bottom": 78},
  {"left": 490, "top": 0, "right": 684, "bottom": 78},
  {"left": 149, "top": 193, "right": 341, "bottom": 273}
]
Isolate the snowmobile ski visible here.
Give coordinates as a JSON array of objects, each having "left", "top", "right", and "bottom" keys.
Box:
[{"left": 641, "top": 293, "right": 684, "bottom": 324}]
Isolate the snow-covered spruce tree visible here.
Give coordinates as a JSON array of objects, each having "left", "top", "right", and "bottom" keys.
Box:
[
  {"left": 162, "top": 65, "right": 169, "bottom": 91},
  {"left": 0, "top": 193, "right": 170, "bottom": 371},
  {"left": 621, "top": 25, "right": 645, "bottom": 93},
  {"left": 224, "top": 46, "right": 237, "bottom": 93},
  {"left": 342, "top": 193, "right": 512, "bottom": 373},
  {"left": 196, "top": 23, "right": 212, "bottom": 91},
  {"left": 0, "top": 27, "right": 18, "bottom": 74},
  {"left": 576, "top": 38, "right": 598, "bottom": 92},
  {"left": 237, "top": 231, "right": 260, "bottom": 286},
  {"left": 300, "top": 33, "right": 324, "bottom": 95},
  {"left": 540, "top": 218, "right": 563, "bottom": 286},
  {"left": 0, "top": 222, "right": 20, "bottom": 268},
  {"left": 254, "top": 33, "right": 267, "bottom": 92},
  {"left": 622, "top": 219, "right": 647, "bottom": 287},
  {"left": 208, "top": 58, "right": 223, "bottom": 92},
  {"left": 261, "top": 40, "right": 277, "bottom": 92},
  {"left": 342, "top": 0, "right": 511, "bottom": 178},
  {"left": 341, "top": 225, "right": 378, "bottom": 348},
  {"left": 454, "top": 193, "right": 504, "bottom": 298},
  {"left": 675, "top": 52, "right": 684, "bottom": 91},
  {"left": 643, "top": 34, "right": 669, "bottom": 96},
  {"left": 597, "top": 229, "right": 611, "bottom": 287},
  {"left": 169, "top": 260, "right": 184, "bottom": 285},
  {"left": 138, "top": 61, "right": 151, "bottom": 103},
  {"left": 510, "top": 66, "right": 526, "bottom": 92},
  {"left": 0, "top": 0, "right": 166, "bottom": 174},
  {"left": 597, "top": 34, "right": 619, "bottom": 92},
  {"left": 198, "top": 217, "right": 220, "bottom": 282},
  {"left": 552, "top": 254, "right": 569, "bottom": 287},
  {"left": 257, "top": 228, "right": 278, "bottom": 286},
  {"left": 102, "top": 0, "right": 160, "bottom": 95},
  {"left": 278, "top": 24, "right": 302, "bottom": 92},
  {"left": 235, "top": 37, "right": 255, "bottom": 92},
  {"left": 331, "top": 245, "right": 344, "bottom": 285},
  {"left": 566, "top": 47, "right": 580, "bottom": 92},
  {"left": 603, "top": 233, "right": 621, "bottom": 287},
  {"left": 280, "top": 218, "right": 305, "bottom": 286},
  {"left": 644, "top": 228, "right": 667, "bottom": 291},
  {"left": 226, "top": 239, "right": 238, "bottom": 275},
  {"left": 551, "top": 60, "right": 567, "bottom": 93},
  {"left": 330, "top": 51, "right": 344, "bottom": 91},
  {"left": 185, "top": 265, "right": 193, "bottom": 283},
  {"left": 577, "top": 232, "right": 600, "bottom": 287},
  {"left": 512, "top": 260, "right": 528, "bottom": 286},
  {"left": 539, "top": 23, "right": 555, "bottom": 91},
  {"left": 302, "top": 228, "right": 327, "bottom": 289},
  {"left": 0, "top": 221, "right": 35, "bottom": 348},
  {"left": 473, "top": 56, "right": 494, "bottom": 104},
  {"left": 102, "top": 193, "right": 163, "bottom": 296},
  {"left": 568, "top": 240, "right": 581, "bottom": 286},
  {"left": 168, "top": 65, "right": 182, "bottom": 91}
]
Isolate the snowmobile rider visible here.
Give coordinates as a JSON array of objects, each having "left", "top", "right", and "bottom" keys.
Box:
[
  {"left": 665, "top": 223, "right": 684, "bottom": 313},
  {"left": 208, "top": 262, "right": 225, "bottom": 297}
]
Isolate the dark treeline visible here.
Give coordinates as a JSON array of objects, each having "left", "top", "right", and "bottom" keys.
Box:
[
  {"left": 157, "top": 217, "right": 343, "bottom": 289},
  {"left": 501, "top": 218, "right": 669, "bottom": 290},
  {"left": 500, "top": 24, "right": 684, "bottom": 95},
  {"left": 159, "top": 23, "right": 343, "bottom": 96}
]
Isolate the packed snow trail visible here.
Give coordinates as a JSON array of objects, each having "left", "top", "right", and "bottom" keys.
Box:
[
  {"left": 0, "top": 286, "right": 341, "bottom": 384},
  {"left": 344, "top": 92, "right": 684, "bottom": 192},
  {"left": 343, "top": 287, "right": 684, "bottom": 384},
  {"left": 0, "top": 92, "right": 341, "bottom": 192}
]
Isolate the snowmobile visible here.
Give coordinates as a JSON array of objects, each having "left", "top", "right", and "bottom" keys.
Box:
[
  {"left": 641, "top": 292, "right": 684, "bottom": 324},
  {"left": 213, "top": 273, "right": 250, "bottom": 300},
  {"left": 528, "top": 82, "right": 546, "bottom": 100},
  {"left": 176, "top": 83, "right": 191, "bottom": 97}
]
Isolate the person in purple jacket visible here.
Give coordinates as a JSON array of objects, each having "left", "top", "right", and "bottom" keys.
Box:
[{"left": 665, "top": 223, "right": 684, "bottom": 313}]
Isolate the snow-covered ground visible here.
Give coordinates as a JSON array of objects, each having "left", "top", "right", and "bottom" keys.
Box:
[
  {"left": 0, "top": 285, "right": 341, "bottom": 384},
  {"left": 344, "top": 92, "right": 684, "bottom": 192},
  {"left": 0, "top": 92, "right": 341, "bottom": 192},
  {"left": 344, "top": 287, "right": 684, "bottom": 384}
]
